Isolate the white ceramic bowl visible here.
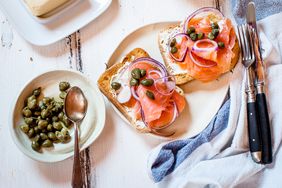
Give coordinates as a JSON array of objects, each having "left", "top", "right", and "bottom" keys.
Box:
[{"left": 10, "top": 70, "right": 105, "bottom": 162}]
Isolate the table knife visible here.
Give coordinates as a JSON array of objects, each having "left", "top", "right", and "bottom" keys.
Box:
[{"left": 247, "top": 2, "right": 272, "bottom": 164}]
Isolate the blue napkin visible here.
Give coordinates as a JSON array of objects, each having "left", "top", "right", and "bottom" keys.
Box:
[
  {"left": 150, "top": 0, "right": 282, "bottom": 183},
  {"left": 232, "top": 0, "right": 282, "bottom": 24}
]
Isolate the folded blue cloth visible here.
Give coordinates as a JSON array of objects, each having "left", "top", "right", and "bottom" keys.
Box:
[
  {"left": 151, "top": 99, "right": 230, "bottom": 182},
  {"left": 150, "top": 0, "right": 282, "bottom": 183},
  {"left": 232, "top": 0, "right": 282, "bottom": 24}
]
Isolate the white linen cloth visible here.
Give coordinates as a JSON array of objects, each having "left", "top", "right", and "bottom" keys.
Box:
[{"left": 147, "top": 12, "right": 282, "bottom": 188}]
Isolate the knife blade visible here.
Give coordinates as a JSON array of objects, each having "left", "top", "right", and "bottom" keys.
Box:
[{"left": 247, "top": 2, "right": 272, "bottom": 164}]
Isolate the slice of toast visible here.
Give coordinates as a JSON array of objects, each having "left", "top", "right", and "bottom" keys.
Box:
[
  {"left": 98, "top": 48, "right": 185, "bottom": 135},
  {"left": 158, "top": 23, "right": 240, "bottom": 85},
  {"left": 98, "top": 48, "right": 151, "bottom": 133}
]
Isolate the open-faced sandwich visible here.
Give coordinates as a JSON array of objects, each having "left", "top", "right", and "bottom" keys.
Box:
[
  {"left": 98, "top": 48, "right": 186, "bottom": 136},
  {"left": 159, "top": 7, "right": 240, "bottom": 84}
]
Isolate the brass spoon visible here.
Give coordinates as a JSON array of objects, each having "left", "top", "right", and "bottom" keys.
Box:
[{"left": 64, "top": 86, "right": 88, "bottom": 188}]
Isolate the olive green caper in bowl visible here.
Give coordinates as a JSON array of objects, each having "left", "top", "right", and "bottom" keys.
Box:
[
  {"left": 20, "top": 82, "right": 72, "bottom": 153},
  {"left": 10, "top": 70, "right": 106, "bottom": 163}
]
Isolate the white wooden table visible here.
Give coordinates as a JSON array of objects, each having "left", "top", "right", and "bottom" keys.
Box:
[{"left": 0, "top": 0, "right": 232, "bottom": 187}]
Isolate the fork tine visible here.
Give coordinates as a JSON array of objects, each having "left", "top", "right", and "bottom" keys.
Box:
[
  {"left": 249, "top": 27, "right": 256, "bottom": 61},
  {"left": 237, "top": 25, "right": 245, "bottom": 59},
  {"left": 242, "top": 24, "right": 251, "bottom": 61}
]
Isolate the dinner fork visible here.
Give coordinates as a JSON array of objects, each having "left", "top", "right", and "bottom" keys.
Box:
[{"left": 237, "top": 24, "right": 262, "bottom": 163}]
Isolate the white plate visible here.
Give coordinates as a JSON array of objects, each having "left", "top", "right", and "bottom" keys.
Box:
[
  {"left": 0, "top": 0, "right": 112, "bottom": 46},
  {"left": 107, "top": 22, "right": 231, "bottom": 139},
  {"left": 10, "top": 70, "right": 106, "bottom": 162}
]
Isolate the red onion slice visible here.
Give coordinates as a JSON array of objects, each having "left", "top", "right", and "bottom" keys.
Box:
[
  {"left": 168, "top": 33, "right": 189, "bottom": 62},
  {"left": 130, "top": 86, "right": 139, "bottom": 101},
  {"left": 183, "top": 7, "right": 224, "bottom": 33},
  {"left": 189, "top": 50, "right": 217, "bottom": 68},
  {"left": 192, "top": 39, "right": 218, "bottom": 52},
  {"left": 131, "top": 57, "right": 168, "bottom": 77},
  {"left": 154, "top": 76, "right": 176, "bottom": 96},
  {"left": 148, "top": 70, "right": 162, "bottom": 79}
]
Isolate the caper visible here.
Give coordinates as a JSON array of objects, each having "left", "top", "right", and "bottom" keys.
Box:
[
  {"left": 32, "top": 87, "right": 41, "bottom": 97},
  {"left": 33, "top": 111, "right": 41, "bottom": 116},
  {"left": 141, "top": 79, "right": 154, "bottom": 86},
  {"left": 27, "top": 128, "right": 35, "bottom": 138},
  {"left": 34, "top": 126, "right": 41, "bottom": 134},
  {"left": 20, "top": 124, "right": 29, "bottom": 133},
  {"left": 131, "top": 68, "right": 141, "bottom": 79},
  {"left": 170, "top": 46, "right": 178, "bottom": 54},
  {"left": 190, "top": 33, "right": 197, "bottom": 41},
  {"left": 55, "top": 131, "right": 64, "bottom": 142},
  {"left": 59, "top": 91, "right": 67, "bottom": 99},
  {"left": 130, "top": 78, "right": 139, "bottom": 86},
  {"left": 31, "top": 140, "right": 40, "bottom": 151},
  {"left": 40, "top": 133, "right": 48, "bottom": 140},
  {"left": 47, "top": 124, "right": 53, "bottom": 131},
  {"left": 41, "top": 109, "right": 51, "bottom": 119},
  {"left": 186, "top": 27, "right": 195, "bottom": 35},
  {"left": 170, "top": 38, "right": 177, "bottom": 47},
  {"left": 140, "top": 69, "right": 146, "bottom": 77},
  {"left": 208, "top": 33, "right": 215, "bottom": 40},
  {"left": 42, "top": 139, "right": 53, "bottom": 147},
  {"left": 53, "top": 121, "right": 63, "bottom": 130},
  {"left": 34, "top": 134, "right": 40, "bottom": 142},
  {"left": 22, "top": 107, "right": 32, "bottom": 117},
  {"left": 211, "top": 29, "right": 219, "bottom": 37},
  {"left": 52, "top": 116, "right": 58, "bottom": 122},
  {"left": 218, "top": 42, "right": 225, "bottom": 48},
  {"left": 48, "top": 132, "right": 57, "bottom": 141},
  {"left": 62, "top": 116, "right": 71, "bottom": 126},
  {"left": 58, "top": 112, "right": 64, "bottom": 120},
  {"left": 197, "top": 32, "right": 204, "bottom": 40},
  {"left": 59, "top": 81, "right": 70, "bottom": 91},
  {"left": 111, "top": 82, "right": 121, "bottom": 90},
  {"left": 42, "top": 97, "right": 51, "bottom": 104},
  {"left": 211, "top": 22, "right": 219, "bottom": 29},
  {"left": 24, "top": 117, "right": 33, "bottom": 125},
  {"left": 27, "top": 95, "right": 36, "bottom": 102},
  {"left": 146, "top": 90, "right": 155, "bottom": 100},
  {"left": 27, "top": 98, "right": 37, "bottom": 110},
  {"left": 38, "top": 120, "right": 48, "bottom": 130}
]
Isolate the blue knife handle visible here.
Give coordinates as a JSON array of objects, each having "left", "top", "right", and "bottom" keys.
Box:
[{"left": 256, "top": 93, "right": 273, "bottom": 164}]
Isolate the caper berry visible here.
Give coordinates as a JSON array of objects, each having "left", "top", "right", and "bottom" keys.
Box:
[
  {"left": 31, "top": 140, "right": 40, "bottom": 151},
  {"left": 48, "top": 132, "right": 57, "bottom": 141},
  {"left": 218, "top": 42, "right": 225, "bottom": 48},
  {"left": 130, "top": 78, "right": 139, "bottom": 86},
  {"left": 20, "top": 124, "right": 29, "bottom": 133},
  {"left": 208, "top": 33, "right": 215, "bottom": 40},
  {"left": 140, "top": 69, "right": 146, "bottom": 77},
  {"left": 197, "top": 32, "right": 204, "bottom": 40},
  {"left": 32, "top": 87, "right": 41, "bottom": 97},
  {"left": 59, "top": 91, "right": 67, "bottom": 99},
  {"left": 186, "top": 27, "right": 195, "bottom": 35},
  {"left": 38, "top": 120, "right": 48, "bottom": 130},
  {"left": 146, "top": 90, "right": 155, "bottom": 100},
  {"left": 212, "top": 29, "right": 219, "bottom": 37},
  {"left": 59, "top": 81, "right": 70, "bottom": 91},
  {"left": 40, "top": 133, "right": 48, "bottom": 140},
  {"left": 27, "top": 128, "right": 35, "bottom": 138},
  {"left": 34, "top": 134, "right": 40, "bottom": 142},
  {"left": 190, "top": 33, "right": 197, "bottom": 41},
  {"left": 22, "top": 107, "right": 32, "bottom": 117},
  {"left": 141, "top": 79, "right": 154, "bottom": 86},
  {"left": 111, "top": 82, "right": 121, "bottom": 90},
  {"left": 42, "top": 139, "right": 53, "bottom": 147},
  {"left": 131, "top": 68, "right": 141, "bottom": 80},
  {"left": 24, "top": 117, "right": 33, "bottom": 125},
  {"left": 53, "top": 121, "right": 63, "bottom": 130},
  {"left": 170, "top": 46, "right": 178, "bottom": 54},
  {"left": 170, "top": 38, "right": 177, "bottom": 47},
  {"left": 211, "top": 22, "right": 219, "bottom": 29}
]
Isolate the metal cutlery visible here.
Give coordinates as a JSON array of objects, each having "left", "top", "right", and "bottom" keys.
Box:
[
  {"left": 246, "top": 2, "right": 272, "bottom": 164},
  {"left": 237, "top": 24, "right": 262, "bottom": 163}
]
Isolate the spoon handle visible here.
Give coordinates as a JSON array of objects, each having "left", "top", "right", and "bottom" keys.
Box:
[{"left": 72, "top": 122, "right": 84, "bottom": 188}]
